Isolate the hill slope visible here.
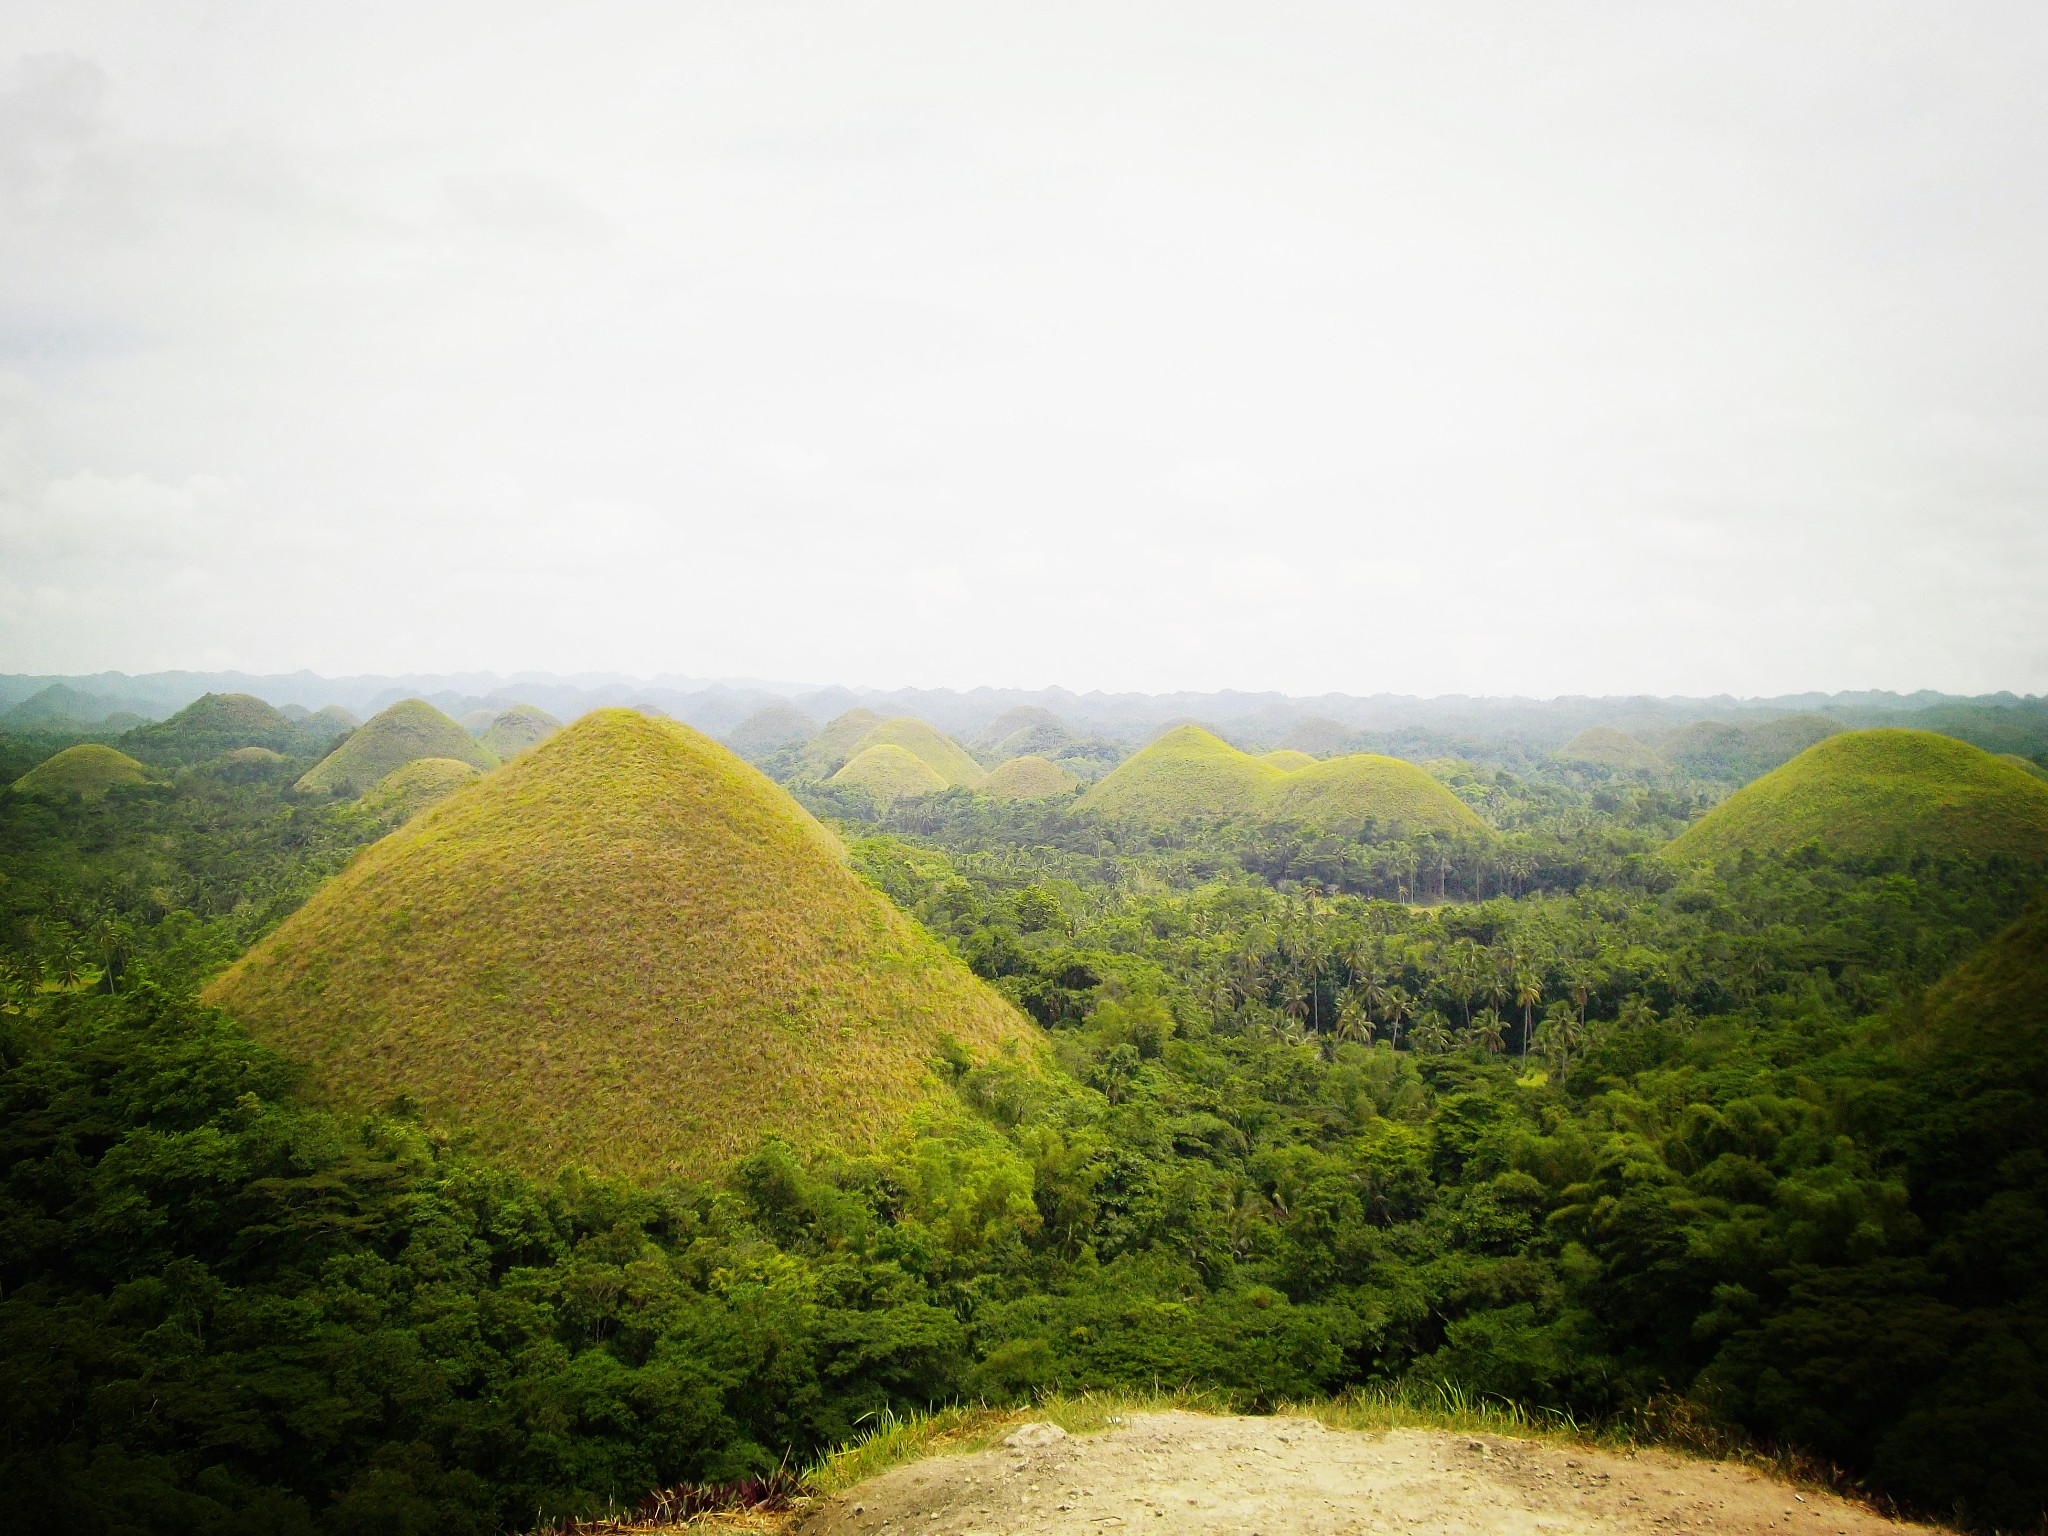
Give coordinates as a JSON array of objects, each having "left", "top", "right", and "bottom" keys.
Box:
[
  {"left": 125, "top": 692, "right": 300, "bottom": 763},
  {"left": 477, "top": 704, "right": 560, "bottom": 759},
  {"left": 11, "top": 743, "right": 149, "bottom": 798},
  {"left": 1667, "top": 728, "right": 2048, "bottom": 863},
  {"left": 803, "top": 707, "right": 887, "bottom": 773},
  {"left": 205, "top": 710, "right": 1036, "bottom": 1178},
  {"left": 1080, "top": 725, "right": 1484, "bottom": 837},
  {"left": 1556, "top": 726, "right": 1666, "bottom": 773},
  {"left": 728, "top": 702, "right": 818, "bottom": 756},
  {"left": 357, "top": 757, "right": 482, "bottom": 823},
  {"left": 296, "top": 699, "right": 496, "bottom": 795},
  {"left": 831, "top": 743, "right": 951, "bottom": 807},
  {"left": 853, "top": 717, "right": 984, "bottom": 787},
  {"left": 981, "top": 754, "right": 1079, "bottom": 799}
]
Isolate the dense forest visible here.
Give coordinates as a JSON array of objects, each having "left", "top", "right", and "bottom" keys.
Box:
[{"left": 1, "top": 697, "right": 2045, "bottom": 1535}]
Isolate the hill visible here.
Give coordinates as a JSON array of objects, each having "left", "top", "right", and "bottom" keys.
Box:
[
  {"left": 974, "top": 705, "right": 1075, "bottom": 760},
  {"left": 1655, "top": 714, "right": 1845, "bottom": 781},
  {"left": 1998, "top": 752, "right": 2048, "bottom": 783},
  {"left": 1259, "top": 749, "right": 1318, "bottom": 771},
  {"left": 205, "top": 710, "right": 1035, "bottom": 1178},
  {"left": 125, "top": 692, "right": 300, "bottom": 763},
  {"left": 831, "top": 743, "right": 951, "bottom": 807},
  {"left": 728, "top": 702, "right": 818, "bottom": 756},
  {"left": 1556, "top": 726, "right": 1667, "bottom": 773},
  {"left": 10, "top": 743, "right": 149, "bottom": 799},
  {"left": 207, "top": 746, "right": 293, "bottom": 783},
  {"left": 356, "top": 757, "right": 482, "bottom": 822},
  {"left": 803, "top": 707, "right": 887, "bottom": 773},
  {"left": 477, "top": 704, "right": 560, "bottom": 760},
  {"left": 853, "top": 717, "right": 984, "bottom": 787},
  {"left": 980, "top": 754, "right": 1079, "bottom": 799},
  {"left": 295, "top": 699, "right": 496, "bottom": 795},
  {"left": 1277, "top": 716, "right": 1356, "bottom": 757},
  {"left": 1667, "top": 728, "right": 2048, "bottom": 864},
  {"left": 1080, "top": 725, "right": 1485, "bottom": 837},
  {"left": 1, "top": 683, "right": 124, "bottom": 728}
]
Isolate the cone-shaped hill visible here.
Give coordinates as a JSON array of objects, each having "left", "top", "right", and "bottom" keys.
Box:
[
  {"left": 1998, "top": 753, "right": 2048, "bottom": 784},
  {"left": 357, "top": 757, "right": 482, "bottom": 822},
  {"left": 1079, "top": 725, "right": 1487, "bottom": 837},
  {"left": 1667, "top": 729, "right": 2048, "bottom": 865},
  {"left": 11, "top": 743, "right": 149, "bottom": 798},
  {"left": 831, "top": 743, "right": 951, "bottom": 807},
  {"left": 125, "top": 692, "right": 300, "bottom": 764},
  {"left": 1556, "top": 726, "right": 1667, "bottom": 773},
  {"left": 1653, "top": 714, "right": 1844, "bottom": 781},
  {"left": 729, "top": 702, "right": 818, "bottom": 756},
  {"left": 296, "top": 699, "right": 496, "bottom": 795},
  {"left": 981, "top": 755, "right": 1079, "bottom": 800},
  {"left": 477, "top": 704, "right": 560, "bottom": 760},
  {"left": 1260, "top": 749, "right": 1318, "bottom": 771},
  {"left": 974, "top": 705, "right": 1075, "bottom": 760},
  {"left": 1901, "top": 898, "right": 2048, "bottom": 1073},
  {"left": 853, "top": 717, "right": 984, "bottom": 787},
  {"left": 802, "top": 707, "right": 887, "bottom": 773},
  {"left": 204, "top": 710, "right": 1036, "bottom": 1178}
]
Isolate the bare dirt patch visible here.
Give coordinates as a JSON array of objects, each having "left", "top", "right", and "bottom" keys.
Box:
[{"left": 794, "top": 1410, "right": 1940, "bottom": 1536}]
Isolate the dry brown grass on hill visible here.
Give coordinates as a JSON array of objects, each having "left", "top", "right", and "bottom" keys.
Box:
[{"left": 205, "top": 709, "right": 1038, "bottom": 1180}]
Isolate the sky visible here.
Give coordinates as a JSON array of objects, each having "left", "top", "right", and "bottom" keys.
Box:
[{"left": 1, "top": 2, "right": 2044, "bottom": 698}]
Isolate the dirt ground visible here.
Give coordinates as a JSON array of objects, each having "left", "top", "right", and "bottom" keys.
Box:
[{"left": 792, "top": 1411, "right": 1940, "bottom": 1536}]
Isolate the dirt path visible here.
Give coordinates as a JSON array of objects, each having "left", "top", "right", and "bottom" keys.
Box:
[{"left": 794, "top": 1411, "right": 1937, "bottom": 1536}]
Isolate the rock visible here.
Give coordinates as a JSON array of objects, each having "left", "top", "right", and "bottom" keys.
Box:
[{"left": 1003, "top": 1422, "right": 1069, "bottom": 1449}]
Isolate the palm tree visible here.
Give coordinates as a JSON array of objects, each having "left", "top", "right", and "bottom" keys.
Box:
[
  {"left": 1472, "top": 1007, "right": 1507, "bottom": 1056},
  {"left": 1414, "top": 1010, "right": 1453, "bottom": 1054},
  {"left": 1335, "top": 993, "right": 1374, "bottom": 1045},
  {"left": 1381, "top": 984, "right": 1414, "bottom": 1048},
  {"left": 1514, "top": 969, "right": 1543, "bottom": 1059}
]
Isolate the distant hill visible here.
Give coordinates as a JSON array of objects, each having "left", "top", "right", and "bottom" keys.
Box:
[
  {"left": 831, "top": 743, "right": 951, "bottom": 807},
  {"left": 728, "top": 702, "right": 818, "bottom": 756},
  {"left": 296, "top": 700, "right": 495, "bottom": 795},
  {"left": 1080, "top": 725, "right": 1486, "bottom": 837},
  {"left": 458, "top": 708, "right": 499, "bottom": 732},
  {"left": 802, "top": 707, "right": 888, "bottom": 773},
  {"left": 853, "top": 717, "right": 984, "bottom": 788},
  {"left": 357, "top": 757, "right": 483, "bottom": 823},
  {"left": 974, "top": 705, "right": 1075, "bottom": 760},
  {"left": 207, "top": 746, "right": 293, "bottom": 783},
  {"left": 1259, "top": 749, "right": 1318, "bottom": 771},
  {"left": 124, "top": 693, "right": 302, "bottom": 764},
  {"left": 477, "top": 704, "right": 560, "bottom": 760},
  {"left": 1277, "top": 717, "right": 1356, "bottom": 757},
  {"left": 1667, "top": 729, "right": 2048, "bottom": 864},
  {"left": 2, "top": 683, "right": 127, "bottom": 729},
  {"left": 10, "top": 743, "right": 149, "bottom": 799},
  {"left": 310, "top": 705, "right": 360, "bottom": 734},
  {"left": 1653, "top": 714, "right": 1845, "bottom": 781},
  {"left": 205, "top": 710, "right": 1036, "bottom": 1178},
  {"left": 981, "top": 755, "right": 1079, "bottom": 800},
  {"left": 1998, "top": 753, "right": 2048, "bottom": 783},
  {"left": 1556, "top": 726, "right": 1667, "bottom": 773}
]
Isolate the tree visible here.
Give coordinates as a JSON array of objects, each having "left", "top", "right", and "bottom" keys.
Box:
[{"left": 1514, "top": 968, "right": 1543, "bottom": 1060}]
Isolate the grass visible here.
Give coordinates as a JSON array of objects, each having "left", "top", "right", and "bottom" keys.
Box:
[
  {"left": 801, "top": 708, "right": 887, "bottom": 773},
  {"left": 126, "top": 692, "right": 301, "bottom": 764},
  {"left": 973, "top": 705, "right": 1074, "bottom": 758},
  {"left": 1079, "top": 725, "right": 1488, "bottom": 838},
  {"left": 1998, "top": 752, "right": 2048, "bottom": 783},
  {"left": 830, "top": 743, "right": 951, "bottom": 806},
  {"left": 1258, "top": 748, "right": 1319, "bottom": 770},
  {"left": 206, "top": 709, "right": 1038, "bottom": 1180},
  {"left": 979, "top": 754, "right": 1078, "bottom": 800},
  {"left": 1652, "top": 714, "right": 1846, "bottom": 782},
  {"left": 478, "top": 703, "right": 561, "bottom": 760},
  {"left": 1667, "top": 728, "right": 2048, "bottom": 864},
  {"left": 10, "top": 743, "right": 149, "bottom": 798},
  {"left": 1556, "top": 726, "right": 1667, "bottom": 772},
  {"left": 357, "top": 755, "right": 482, "bottom": 820},
  {"left": 729, "top": 703, "right": 818, "bottom": 755},
  {"left": 850, "top": 717, "right": 985, "bottom": 788},
  {"left": 296, "top": 698, "right": 497, "bottom": 795}
]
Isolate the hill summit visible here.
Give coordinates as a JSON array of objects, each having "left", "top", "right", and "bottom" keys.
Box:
[
  {"left": 1079, "top": 725, "right": 1485, "bottom": 837},
  {"left": 204, "top": 709, "right": 1036, "bottom": 1178},
  {"left": 1667, "top": 728, "right": 2048, "bottom": 864},
  {"left": 296, "top": 699, "right": 496, "bottom": 795},
  {"left": 11, "top": 743, "right": 149, "bottom": 799}
]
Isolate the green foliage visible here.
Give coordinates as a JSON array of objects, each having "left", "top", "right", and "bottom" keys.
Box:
[
  {"left": 475, "top": 703, "right": 560, "bottom": 759},
  {"left": 207, "top": 710, "right": 1038, "bottom": 1178},
  {"left": 1555, "top": 727, "right": 1667, "bottom": 773},
  {"left": 1669, "top": 728, "right": 2048, "bottom": 865},
  {"left": 848, "top": 718, "right": 985, "bottom": 789},
  {"left": 126, "top": 692, "right": 313, "bottom": 766},
  {"left": 728, "top": 703, "right": 818, "bottom": 757},
  {"left": 979, "top": 755, "right": 1078, "bottom": 800},
  {"left": 801, "top": 708, "right": 887, "bottom": 774},
  {"left": 11, "top": 742, "right": 150, "bottom": 799},
  {"left": 831, "top": 743, "right": 952, "bottom": 807},
  {"left": 354, "top": 756, "right": 481, "bottom": 823},
  {"left": 296, "top": 700, "right": 496, "bottom": 795}
]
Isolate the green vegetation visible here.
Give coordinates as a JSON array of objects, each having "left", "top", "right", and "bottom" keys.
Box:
[
  {"left": 853, "top": 717, "right": 985, "bottom": 788},
  {"left": 356, "top": 755, "right": 482, "bottom": 822},
  {"left": 1653, "top": 714, "right": 1845, "bottom": 782},
  {"left": 9, "top": 742, "right": 149, "bottom": 799},
  {"left": 831, "top": 742, "right": 952, "bottom": 807},
  {"left": 207, "top": 710, "right": 1036, "bottom": 1178},
  {"left": 126, "top": 691, "right": 303, "bottom": 764},
  {"left": 1556, "top": 725, "right": 1667, "bottom": 773},
  {"left": 803, "top": 707, "right": 887, "bottom": 772},
  {"left": 1998, "top": 751, "right": 2048, "bottom": 782},
  {"left": 1668, "top": 728, "right": 2048, "bottom": 864},
  {"left": 974, "top": 704, "right": 1075, "bottom": 761},
  {"left": 1082, "top": 725, "right": 1486, "bottom": 838},
  {"left": 1259, "top": 748, "right": 1319, "bottom": 770},
  {"left": 476, "top": 702, "right": 561, "bottom": 759},
  {"left": 295, "top": 698, "right": 496, "bottom": 795},
  {"left": 1278, "top": 716, "right": 1357, "bottom": 756},
  {"left": 980, "top": 754, "right": 1079, "bottom": 799},
  {"left": 729, "top": 701, "right": 819, "bottom": 756}
]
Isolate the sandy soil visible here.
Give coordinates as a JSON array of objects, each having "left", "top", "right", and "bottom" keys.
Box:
[{"left": 794, "top": 1411, "right": 1939, "bottom": 1536}]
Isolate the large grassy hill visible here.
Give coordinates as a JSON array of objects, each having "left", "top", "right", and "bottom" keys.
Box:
[
  {"left": 830, "top": 743, "right": 951, "bottom": 807},
  {"left": 974, "top": 705, "right": 1075, "bottom": 761},
  {"left": 125, "top": 692, "right": 301, "bottom": 764},
  {"left": 296, "top": 699, "right": 496, "bottom": 795},
  {"left": 1667, "top": 728, "right": 2048, "bottom": 864},
  {"left": 1079, "top": 725, "right": 1485, "bottom": 837},
  {"left": 357, "top": 757, "right": 482, "bottom": 823},
  {"left": 1654, "top": 714, "right": 1844, "bottom": 782},
  {"left": 802, "top": 707, "right": 887, "bottom": 773},
  {"left": 981, "top": 754, "right": 1079, "bottom": 799},
  {"left": 204, "top": 709, "right": 1036, "bottom": 1178},
  {"left": 11, "top": 743, "right": 149, "bottom": 799},
  {"left": 854, "top": 717, "right": 984, "bottom": 787},
  {"left": 477, "top": 704, "right": 560, "bottom": 760}
]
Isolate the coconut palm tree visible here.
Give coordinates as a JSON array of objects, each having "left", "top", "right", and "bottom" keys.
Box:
[
  {"left": 1472, "top": 1006, "right": 1507, "bottom": 1056},
  {"left": 1514, "top": 969, "right": 1543, "bottom": 1059},
  {"left": 1413, "top": 1010, "right": 1453, "bottom": 1054}
]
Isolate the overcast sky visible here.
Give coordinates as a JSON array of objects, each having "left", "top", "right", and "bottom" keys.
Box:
[{"left": 1, "top": 2, "right": 2043, "bottom": 697}]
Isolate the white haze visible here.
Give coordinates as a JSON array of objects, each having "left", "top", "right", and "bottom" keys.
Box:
[{"left": 1, "top": 2, "right": 2044, "bottom": 697}]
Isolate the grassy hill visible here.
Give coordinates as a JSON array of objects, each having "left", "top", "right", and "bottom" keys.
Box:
[
  {"left": 1556, "top": 726, "right": 1667, "bottom": 773},
  {"left": 981, "top": 755, "right": 1079, "bottom": 799},
  {"left": 10, "top": 743, "right": 149, "bottom": 798},
  {"left": 296, "top": 700, "right": 496, "bottom": 795},
  {"left": 831, "top": 743, "right": 951, "bottom": 807},
  {"left": 803, "top": 707, "right": 887, "bottom": 773},
  {"left": 205, "top": 709, "right": 1036, "bottom": 1178},
  {"left": 1999, "top": 752, "right": 2048, "bottom": 783},
  {"left": 125, "top": 692, "right": 300, "bottom": 764},
  {"left": 855, "top": 717, "right": 984, "bottom": 788},
  {"left": 477, "top": 704, "right": 560, "bottom": 760},
  {"left": 1667, "top": 728, "right": 2048, "bottom": 864},
  {"left": 974, "top": 706, "right": 1075, "bottom": 761},
  {"left": 357, "top": 757, "right": 482, "bottom": 822},
  {"left": 1278, "top": 716, "right": 1357, "bottom": 757},
  {"left": 1655, "top": 714, "right": 1845, "bottom": 781},
  {"left": 729, "top": 702, "right": 818, "bottom": 756},
  {"left": 1259, "top": 749, "right": 1318, "bottom": 771},
  {"left": 1080, "top": 725, "right": 1485, "bottom": 837}
]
